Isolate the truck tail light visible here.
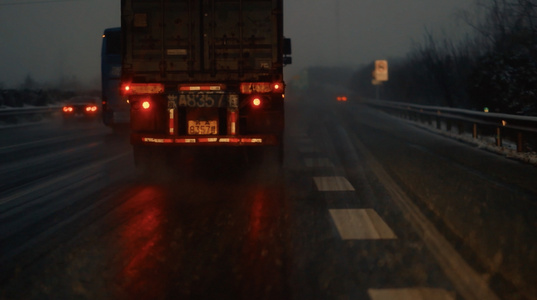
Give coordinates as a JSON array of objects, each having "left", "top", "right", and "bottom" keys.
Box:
[
  {"left": 132, "top": 99, "right": 152, "bottom": 111},
  {"left": 272, "top": 83, "right": 283, "bottom": 93},
  {"left": 178, "top": 84, "right": 225, "bottom": 91},
  {"left": 252, "top": 97, "right": 262, "bottom": 108},
  {"left": 240, "top": 82, "right": 284, "bottom": 94},
  {"left": 121, "top": 83, "right": 164, "bottom": 95}
]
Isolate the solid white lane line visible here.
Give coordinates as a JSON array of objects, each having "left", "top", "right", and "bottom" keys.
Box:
[
  {"left": 304, "top": 157, "right": 334, "bottom": 168},
  {"left": 368, "top": 288, "right": 456, "bottom": 300},
  {"left": 351, "top": 136, "right": 500, "bottom": 300},
  {"left": 329, "top": 209, "right": 397, "bottom": 240},
  {"left": 313, "top": 176, "right": 355, "bottom": 191}
]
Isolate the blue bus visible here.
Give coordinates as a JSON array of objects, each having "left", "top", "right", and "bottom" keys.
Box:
[{"left": 101, "top": 27, "right": 129, "bottom": 128}]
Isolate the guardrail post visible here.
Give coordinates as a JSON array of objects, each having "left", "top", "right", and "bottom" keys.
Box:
[
  {"left": 368, "top": 101, "right": 536, "bottom": 155},
  {"left": 517, "top": 132, "right": 524, "bottom": 152},
  {"left": 496, "top": 127, "right": 502, "bottom": 147}
]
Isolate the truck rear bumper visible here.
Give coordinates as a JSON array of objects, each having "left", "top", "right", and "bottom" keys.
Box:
[{"left": 131, "top": 133, "right": 280, "bottom": 146}]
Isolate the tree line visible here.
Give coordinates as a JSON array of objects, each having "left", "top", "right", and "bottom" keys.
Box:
[
  {"left": 0, "top": 74, "right": 99, "bottom": 108},
  {"left": 350, "top": 0, "right": 537, "bottom": 114}
]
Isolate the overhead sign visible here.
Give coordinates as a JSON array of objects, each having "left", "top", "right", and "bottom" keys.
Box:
[{"left": 374, "top": 60, "right": 388, "bottom": 82}]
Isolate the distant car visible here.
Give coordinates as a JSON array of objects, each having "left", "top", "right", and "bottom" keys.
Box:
[
  {"left": 62, "top": 96, "right": 100, "bottom": 121},
  {"left": 337, "top": 96, "right": 348, "bottom": 102}
]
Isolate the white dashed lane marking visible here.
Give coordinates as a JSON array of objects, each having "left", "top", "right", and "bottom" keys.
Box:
[
  {"left": 313, "top": 176, "right": 355, "bottom": 191},
  {"left": 368, "top": 287, "right": 456, "bottom": 300},
  {"left": 299, "top": 136, "right": 457, "bottom": 298},
  {"left": 329, "top": 209, "right": 397, "bottom": 240}
]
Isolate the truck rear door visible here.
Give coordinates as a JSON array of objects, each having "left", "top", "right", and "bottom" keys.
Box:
[{"left": 124, "top": 0, "right": 278, "bottom": 82}]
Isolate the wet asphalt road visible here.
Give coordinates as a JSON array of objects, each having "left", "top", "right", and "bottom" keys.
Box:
[{"left": 1, "top": 98, "right": 536, "bottom": 300}]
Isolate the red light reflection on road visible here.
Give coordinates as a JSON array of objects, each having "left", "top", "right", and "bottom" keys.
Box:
[
  {"left": 248, "top": 191, "right": 265, "bottom": 241},
  {"left": 119, "top": 186, "right": 167, "bottom": 298},
  {"left": 240, "top": 188, "right": 286, "bottom": 297}
]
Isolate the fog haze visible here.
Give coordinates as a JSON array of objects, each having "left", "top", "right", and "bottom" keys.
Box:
[{"left": 0, "top": 0, "right": 470, "bottom": 88}]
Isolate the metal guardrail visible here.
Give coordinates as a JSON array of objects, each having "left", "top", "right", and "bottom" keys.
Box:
[
  {"left": 0, "top": 106, "right": 62, "bottom": 124},
  {"left": 366, "top": 99, "right": 537, "bottom": 153},
  {"left": 0, "top": 106, "right": 61, "bottom": 116}
]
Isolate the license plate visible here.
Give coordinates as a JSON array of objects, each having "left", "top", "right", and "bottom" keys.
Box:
[
  {"left": 177, "top": 92, "right": 227, "bottom": 108},
  {"left": 188, "top": 120, "right": 218, "bottom": 135}
]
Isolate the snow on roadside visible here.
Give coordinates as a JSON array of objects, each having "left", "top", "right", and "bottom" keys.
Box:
[{"left": 398, "top": 115, "right": 537, "bottom": 167}]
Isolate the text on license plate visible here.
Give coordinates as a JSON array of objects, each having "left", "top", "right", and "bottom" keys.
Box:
[{"left": 188, "top": 120, "right": 218, "bottom": 135}]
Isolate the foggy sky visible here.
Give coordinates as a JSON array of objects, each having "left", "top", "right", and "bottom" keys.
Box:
[{"left": 0, "top": 0, "right": 471, "bottom": 89}]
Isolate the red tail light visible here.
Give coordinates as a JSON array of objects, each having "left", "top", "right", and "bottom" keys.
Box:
[
  {"left": 272, "top": 83, "right": 283, "bottom": 92},
  {"left": 121, "top": 83, "right": 164, "bottom": 95},
  {"left": 252, "top": 97, "right": 262, "bottom": 107},
  {"left": 63, "top": 106, "right": 73, "bottom": 113},
  {"left": 86, "top": 106, "right": 98, "bottom": 112},
  {"left": 240, "top": 82, "right": 284, "bottom": 94},
  {"left": 132, "top": 99, "right": 152, "bottom": 111},
  {"left": 178, "top": 84, "right": 225, "bottom": 91}
]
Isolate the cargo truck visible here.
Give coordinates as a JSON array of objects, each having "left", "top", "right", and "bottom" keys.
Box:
[{"left": 120, "top": 0, "right": 291, "bottom": 167}]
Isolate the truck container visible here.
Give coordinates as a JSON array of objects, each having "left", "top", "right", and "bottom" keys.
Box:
[{"left": 120, "top": 0, "right": 291, "bottom": 166}]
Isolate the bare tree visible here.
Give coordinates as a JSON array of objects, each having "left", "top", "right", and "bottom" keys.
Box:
[
  {"left": 350, "top": 0, "right": 537, "bottom": 113},
  {"left": 466, "top": 0, "right": 537, "bottom": 113}
]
